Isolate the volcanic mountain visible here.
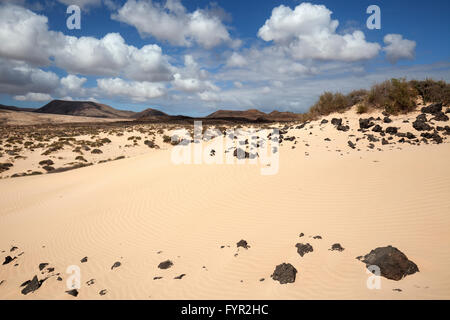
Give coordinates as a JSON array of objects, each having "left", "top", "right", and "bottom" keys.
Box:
[
  {"left": 0, "top": 104, "right": 36, "bottom": 112},
  {"left": 206, "top": 109, "right": 268, "bottom": 121},
  {"left": 132, "top": 108, "right": 169, "bottom": 119},
  {"left": 206, "top": 109, "right": 302, "bottom": 121},
  {"left": 36, "top": 100, "right": 136, "bottom": 119}
]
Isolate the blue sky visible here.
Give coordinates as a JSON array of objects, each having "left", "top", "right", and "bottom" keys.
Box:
[{"left": 0, "top": 0, "right": 449, "bottom": 116}]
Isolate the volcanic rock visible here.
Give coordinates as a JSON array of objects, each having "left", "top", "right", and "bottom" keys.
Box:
[
  {"left": 359, "top": 245, "right": 419, "bottom": 281},
  {"left": 271, "top": 263, "right": 297, "bottom": 284}
]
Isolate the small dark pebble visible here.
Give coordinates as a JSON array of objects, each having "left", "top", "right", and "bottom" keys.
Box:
[
  {"left": 66, "top": 289, "right": 79, "bottom": 297},
  {"left": 111, "top": 261, "right": 121, "bottom": 270},
  {"left": 174, "top": 274, "right": 186, "bottom": 280},
  {"left": 2, "top": 256, "right": 15, "bottom": 265},
  {"left": 99, "top": 289, "right": 107, "bottom": 296},
  {"left": 330, "top": 243, "right": 345, "bottom": 252},
  {"left": 80, "top": 257, "right": 88, "bottom": 263},
  {"left": 158, "top": 260, "right": 173, "bottom": 269},
  {"left": 237, "top": 239, "right": 250, "bottom": 249},
  {"left": 38, "top": 263, "right": 49, "bottom": 271}
]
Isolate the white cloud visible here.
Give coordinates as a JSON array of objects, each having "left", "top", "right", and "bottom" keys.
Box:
[
  {"left": 0, "top": 4, "right": 174, "bottom": 81},
  {"left": 383, "top": 34, "right": 416, "bottom": 64},
  {"left": 55, "top": 33, "right": 174, "bottom": 81},
  {"left": 0, "top": 3, "right": 62, "bottom": 65},
  {"left": 96, "top": 77, "right": 166, "bottom": 102},
  {"left": 257, "top": 2, "right": 380, "bottom": 62},
  {"left": 112, "top": 0, "right": 232, "bottom": 48},
  {"left": 172, "top": 73, "right": 218, "bottom": 93},
  {"left": 14, "top": 92, "right": 52, "bottom": 101},
  {"left": 227, "top": 52, "right": 247, "bottom": 68},
  {"left": 198, "top": 91, "right": 220, "bottom": 102},
  {"left": 60, "top": 74, "right": 87, "bottom": 92},
  {"left": 57, "top": 0, "right": 102, "bottom": 10}
]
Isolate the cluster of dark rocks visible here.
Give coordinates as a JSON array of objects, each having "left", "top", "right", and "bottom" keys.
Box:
[{"left": 331, "top": 118, "right": 350, "bottom": 132}]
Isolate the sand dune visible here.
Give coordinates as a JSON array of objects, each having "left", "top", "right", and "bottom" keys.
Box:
[{"left": 1, "top": 107, "right": 450, "bottom": 299}]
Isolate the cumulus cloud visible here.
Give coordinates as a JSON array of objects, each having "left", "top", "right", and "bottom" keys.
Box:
[
  {"left": 56, "top": 33, "right": 174, "bottom": 81},
  {"left": 112, "top": 0, "right": 232, "bottom": 48},
  {"left": 60, "top": 74, "right": 87, "bottom": 92},
  {"left": 0, "top": 3, "right": 61, "bottom": 65},
  {"left": 0, "top": 4, "right": 174, "bottom": 82},
  {"left": 0, "top": 58, "right": 59, "bottom": 95},
  {"left": 383, "top": 34, "right": 416, "bottom": 64},
  {"left": 14, "top": 92, "right": 52, "bottom": 101},
  {"left": 96, "top": 77, "right": 166, "bottom": 102},
  {"left": 170, "top": 55, "right": 218, "bottom": 94},
  {"left": 197, "top": 90, "right": 220, "bottom": 102},
  {"left": 257, "top": 2, "right": 380, "bottom": 62}
]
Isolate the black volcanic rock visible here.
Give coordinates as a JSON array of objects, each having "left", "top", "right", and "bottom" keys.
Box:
[
  {"left": 330, "top": 243, "right": 345, "bottom": 252},
  {"left": 421, "top": 131, "right": 443, "bottom": 144},
  {"left": 271, "top": 263, "right": 297, "bottom": 284},
  {"left": 372, "top": 125, "right": 383, "bottom": 133},
  {"left": 39, "top": 263, "right": 48, "bottom": 271},
  {"left": 348, "top": 141, "right": 356, "bottom": 149},
  {"left": 359, "top": 245, "right": 419, "bottom": 281},
  {"left": 3, "top": 256, "right": 15, "bottom": 265},
  {"left": 66, "top": 289, "right": 79, "bottom": 297},
  {"left": 337, "top": 124, "right": 349, "bottom": 132},
  {"left": 111, "top": 261, "right": 121, "bottom": 270},
  {"left": 421, "top": 103, "right": 442, "bottom": 114},
  {"left": 359, "top": 118, "right": 374, "bottom": 129},
  {"left": 237, "top": 240, "right": 250, "bottom": 249},
  {"left": 432, "top": 112, "right": 449, "bottom": 122},
  {"left": 158, "top": 260, "right": 173, "bottom": 269},
  {"left": 21, "top": 276, "right": 45, "bottom": 295},
  {"left": 385, "top": 127, "right": 398, "bottom": 135},
  {"left": 331, "top": 118, "right": 342, "bottom": 126},
  {"left": 413, "top": 119, "right": 432, "bottom": 131},
  {"left": 383, "top": 117, "right": 392, "bottom": 123},
  {"left": 295, "top": 243, "right": 313, "bottom": 257}
]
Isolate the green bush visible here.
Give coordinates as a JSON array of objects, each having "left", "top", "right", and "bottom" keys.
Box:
[
  {"left": 309, "top": 92, "right": 351, "bottom": 116},
  {"left": 409, "top": 78, "right": 450, "bottom": 105},
  {"left": 356, "top": 104, "right": 368, "bottom": 114},
  {"left": 367, "top": 78, "right": 417, "bottom": 114}
]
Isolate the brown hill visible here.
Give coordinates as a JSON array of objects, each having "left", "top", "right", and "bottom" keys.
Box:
[
  {"left": 206, "top": 109, "right": 302, "bottom": 121},
  {"left": 267, "top": 110, "right": 303, "bottom": 121},
  {"left": 132, "top": 108, "right": 169, "bottom": 119},
  {"left": 206, "top": 109, "right": 268, "bottom": 121},
  {"left": 0, "top": 104, "right": 36, "bottom": 112},
  {"left": 36, "top": 100, "right": 135, "bottom": 119}
]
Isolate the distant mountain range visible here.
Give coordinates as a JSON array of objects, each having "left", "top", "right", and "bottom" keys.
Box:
[{"left": 0, "top": 100, "right": 303, "bottom": 122}]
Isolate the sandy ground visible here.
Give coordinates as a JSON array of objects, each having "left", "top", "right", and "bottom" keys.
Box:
[
  {"left": 0, "top": 109, "right": 130, "bottom": 126},
  {"left": 0, "top": 107, "right": 450, "bottom": 299}
]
